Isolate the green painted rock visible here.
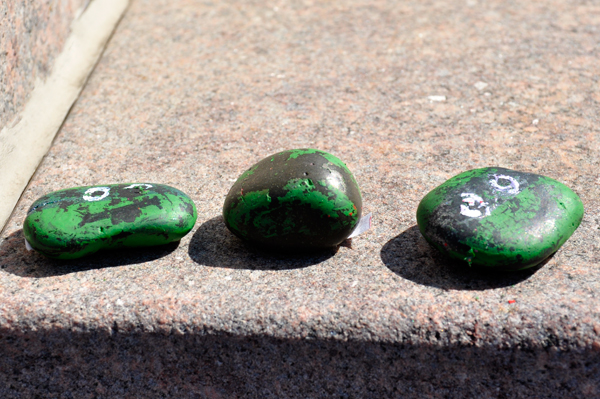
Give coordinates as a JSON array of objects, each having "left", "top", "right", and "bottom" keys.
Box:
[
  {"left": 223, "top": 149, "right": 362, "bottom": 251},
  {"left": 416, "top": 167, "right": 584, "bottom": 271},
  {"left": 24, "top": 183, "right": 197, "bottom": 259}
]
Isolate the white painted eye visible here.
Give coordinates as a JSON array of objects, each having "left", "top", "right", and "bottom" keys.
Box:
[
  {"left": 489, "top": 174, "right": 520, "bottom": 195},
  {"left": 83, "top": 187, "right": 111, "bottom": 201},
  {"left": 460, "top": 193, "right": 491, "bottom": 218},
  {"left": 124, "top": 183, "right": 153, "bottom": 189},
  {"left": 460, "top": 204, "right": 482, "bottom": 218}
]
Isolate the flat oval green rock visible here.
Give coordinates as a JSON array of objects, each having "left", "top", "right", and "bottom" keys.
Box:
[
  {"left": 223, "top": 149, "right": 362, "bottom": 251},
  {"left": 416, "top": 167, "right": 584, "bottom": 271},
  {"left": 24, "top": 183, "right": 197, "bottom": 259}
]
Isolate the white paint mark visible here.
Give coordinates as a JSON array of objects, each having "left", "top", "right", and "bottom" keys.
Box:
[
  {"left": 460, "top": 193, "right": 490, "bottom": 218},
  {"left": 83, "top": 186, "right": 110, "bottom": 201},
  {"left": 428, "top": 95, "right": 446, "bottom": 102},
  {"left": 25, "top": 238, "right": 33, "bottom": 251},
  {"left": 124, "top": 183, "right": 153, "bottom": 190},
  {"left": 460, "top": 205, "right": 483, "bottom": 218},
  {"left": 532, "top": 119, "right": 539, "bottom": 125},
  {"left": 489, "top": 174, "right": 520, "bottom": 195}
]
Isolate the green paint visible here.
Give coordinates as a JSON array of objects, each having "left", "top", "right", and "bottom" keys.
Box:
[
  {"left": 286, "top": 148, "right": 320, "bottom": 160},
  {"left": 223, "top": 148, "right": 362, "bottom": 250},
  {"left": 287, "top": 148, "right": 353, "bottom": 175},
  {"left": 237, "top": 165, "right": 259, "bottom": 182},
  {"left": 225, "top": 177, "right": 358, "bottom": 239},
  {"left": 276, "top": 177, "right": 356, "bottom": 223},
  {"left": 24, "top": 183, "right": 197, "bottom": 259},
  {"left": 417, "top": 167, "right": 584, "bottom": 270},
  {"left": 225, "top": 189, "right": 271, "bottom": 236}
]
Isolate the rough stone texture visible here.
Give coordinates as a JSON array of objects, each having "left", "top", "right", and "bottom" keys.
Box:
[
  {"left": 0, "top": 0, "right": 86, "bottom": 130},
  {"left": 1, "top": 0, "right": 600, "bottom": 397}
]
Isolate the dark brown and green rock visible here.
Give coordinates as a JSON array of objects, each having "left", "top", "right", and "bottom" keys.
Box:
[
  {"left": 24, "top": 183, "right": 197, "bottom": 259},
  {"left": 416, "top": 167, "right": 584, "bottom": 271},
  {"left": 223, "top": 149, "right": 362, "bottom": 251}
]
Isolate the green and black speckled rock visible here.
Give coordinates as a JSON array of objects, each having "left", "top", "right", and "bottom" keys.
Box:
[
  {"left": 24, "top": 183, "right": 197, "bottom": 259},
  {"left": 416, "top": 167, "right": 584, "bottom": 271},
  {"left": 223, "top": 149, "right": 362, "bottom": 251}
]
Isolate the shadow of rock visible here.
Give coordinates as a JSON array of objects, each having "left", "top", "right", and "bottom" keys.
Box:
[
  {"left": 188, "top": 216, "right": 336, "bottom": 270},
  {"left": 380, "top": 225, "right": 544, "bottom": 291},
  {"left": 0, "top": 229, "right": 179, "bottom": 278}
]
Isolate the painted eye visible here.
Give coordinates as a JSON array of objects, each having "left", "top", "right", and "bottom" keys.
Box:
[
  {"left": 459, "top": 193, "right": 490, "bottom": 218},
  {"left": 83, "top": 187, "right": 110, "bottom": 201},
  {"left": 489, "top": 174, "right": 520, "bottom": 194}
]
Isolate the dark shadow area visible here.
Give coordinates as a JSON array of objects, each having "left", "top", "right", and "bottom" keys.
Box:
[
  {"left": 188, "top": 216, "right": 337, "bottom": 270},
  {"left": 1, "top": 327, "right": 597, "bottom": 398},
  {"left": 381, "top": 225, "right": 545, "bottom": 291},
  {"left": 0, "top": 229, "right": 179, "bottom": 278}
]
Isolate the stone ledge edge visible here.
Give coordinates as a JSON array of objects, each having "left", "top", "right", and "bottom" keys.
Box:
[{"left": 0, "top": 0, "right": 131, "bottom": 234}]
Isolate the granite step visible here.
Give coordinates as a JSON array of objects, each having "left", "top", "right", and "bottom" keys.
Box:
[{"left": 1, "top": 0, "right": 599, "bottom": 397}]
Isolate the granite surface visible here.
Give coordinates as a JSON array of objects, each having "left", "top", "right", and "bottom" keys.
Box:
[
  {"left": 0, "top": 0, "right": 85, "bottom": 130},
  {"left": 1, "top": 0, "right": 600, "bottom": 397}
]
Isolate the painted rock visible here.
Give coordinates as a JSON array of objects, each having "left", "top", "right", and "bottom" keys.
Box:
[
  {"left": 416, "top": 167, "right": 584, "bottom": 270},
  {"left": 223, "top": 149, "right": 362, "bottom": 251},
  {"left": 24, "top": 183, "right": 197, "bottom": 259}
]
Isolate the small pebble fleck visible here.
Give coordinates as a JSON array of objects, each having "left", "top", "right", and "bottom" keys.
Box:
[
  {"left": 428, "top": 95, "right": 446, "bottom": 102},
  {"left": 474, "top": 81, "right": 488, "bottom": 91}
]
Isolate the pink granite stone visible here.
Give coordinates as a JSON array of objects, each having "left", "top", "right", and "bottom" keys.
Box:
[
  {"left": 0, "top": 0, "right": 85, "bottom": 129},
  {"left": 1, "top": 0, "right": 599, "bottom": 396}
]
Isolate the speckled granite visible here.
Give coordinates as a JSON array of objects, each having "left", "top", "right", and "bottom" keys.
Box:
[
  {"left": 0, "top": 0, "right": 85, "bottom": 129},
  {"left": 1, "top": 0, "right": 600, "bottom": 397}
]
